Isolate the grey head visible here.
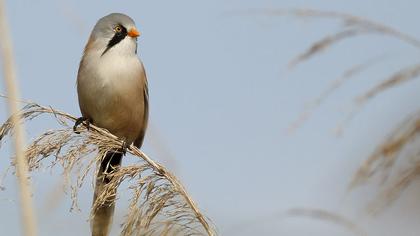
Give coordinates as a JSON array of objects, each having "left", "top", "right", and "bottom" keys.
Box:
[{"left": 89, "top": 13, "right": 140, "bottom": 56}]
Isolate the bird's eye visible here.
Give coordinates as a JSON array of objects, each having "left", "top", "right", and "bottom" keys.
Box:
[{"left": 114, "top": 26, "right": 122, "bottom": 33}]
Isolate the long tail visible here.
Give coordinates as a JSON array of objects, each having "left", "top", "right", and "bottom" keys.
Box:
[{"left": 91, "top": 151, "right": 123, "bottom": 236}]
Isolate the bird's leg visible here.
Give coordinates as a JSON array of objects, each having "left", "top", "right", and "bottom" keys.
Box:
[
  {"left": 120, "top": 140, "right": 130, "bottom": 155},
  {"left": 85, "top": 118, "right": 91, "bottom": 131},
  {"left": 73, "top": 117, "right": 91, "bottom": 134}
]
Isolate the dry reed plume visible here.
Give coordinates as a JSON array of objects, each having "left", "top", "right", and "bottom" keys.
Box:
[
  {"left": 222, "top": 8, "right": 420, "bottom": 233},
  {"left": 349, "top": 111, "right": 420, "bottom": 214},
  {"left": 0, "top": 102, "right": 216, "bottom": 236},
  {"left": 252, "top": 8, "right": 420, "bottom": 133},
  {"left": 272, "top": 9, "right": 420, "bottom": 212}
]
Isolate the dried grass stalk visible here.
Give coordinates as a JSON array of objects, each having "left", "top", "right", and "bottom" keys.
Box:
[
  {"left": 240, "top": 8, "right": 420, "bottom": 135},
  {"left": 350, "top": 112, "right": 420, "bottom": 187},
  {"left": 259, "top": 8, "right": 420, "bottom": 214},
  {"left": 335, "top": 63, "right": 420, "bottom": 135},
  {"left": 367, "top": 160, "right": 420, "bottom": 214},
  {"left": 0, "top": 103, "right": 216, "bottom": 236},
  {"left": 234, "top": 8, "right": 420, "bottom": 69},
  {"left": 286, "top": 208, "right": 367, "bottom": 236},
  {"left": 286, "top": 9, "right": 420, "bottom": 48},
  {"left": 288, "top": 57, "right": 381, "bottom": 132},
  {"left": 350, "top": 111, "right": 420, "bottom": 213},
  {"left": 288, "top": 28, "right": 369, "bottom": 68},
  {"left": 0, "top": 1, "right": 37, "bottom": 235},
  {"left": 225, "top": 208, "right": 366, "bottom": 235},
  {"left": 268, "top": 9, "right": 420, "bottom": 213},
  {"left": 357, "top": 64, "right": 420, "bottom": 103}
]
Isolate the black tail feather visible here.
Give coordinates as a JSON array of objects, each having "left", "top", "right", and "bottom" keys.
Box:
[
  {"left": 100, "top": 151, "right": 123, "bottom": 183},
  {"left": 91, "top": 150, "right": 123, "bottom": 236}
]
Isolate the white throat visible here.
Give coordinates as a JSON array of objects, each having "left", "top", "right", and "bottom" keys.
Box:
[{"left": 103, "top": 37, "right": 137, "bottom": 57}]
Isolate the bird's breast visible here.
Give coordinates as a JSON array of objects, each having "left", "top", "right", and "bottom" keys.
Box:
[{"left": 77, "top": 54, "right": 147, "bottom": 143}]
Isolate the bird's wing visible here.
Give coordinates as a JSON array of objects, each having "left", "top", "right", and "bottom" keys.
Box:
[{"left": 134, "top": 65, "right": 149, "bottom": 148}]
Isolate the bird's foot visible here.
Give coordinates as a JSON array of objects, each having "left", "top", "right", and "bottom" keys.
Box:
[
  {"left": 120, "top": 140, "right": 130, "bottom": 155},
  {"left": 73, "top": 117, "right": 91, "bottom": 134}
]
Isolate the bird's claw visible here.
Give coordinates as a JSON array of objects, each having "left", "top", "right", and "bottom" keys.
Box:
[
  {"left": 121, "top": 140, "right": 129, "bottom": 155},
  {"left": 73, "top": 117, "right": 91, "bottom": 134}
]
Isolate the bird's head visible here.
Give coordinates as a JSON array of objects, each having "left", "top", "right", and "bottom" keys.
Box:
[{"left": 85, "top": 13, "right": 140, "bottom": 57}]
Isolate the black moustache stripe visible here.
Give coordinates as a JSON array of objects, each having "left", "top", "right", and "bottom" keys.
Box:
[{"left": 101, "top": 25, "right": 127, "bottom": 56}]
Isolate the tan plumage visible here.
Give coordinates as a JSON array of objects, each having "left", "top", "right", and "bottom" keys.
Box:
[{"left": 76, "top": 13, "right": 148, "bottom": 236}]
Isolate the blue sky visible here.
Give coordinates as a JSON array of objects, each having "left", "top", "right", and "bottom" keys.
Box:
[{"left": 1, "top": 0, "right": 420, "bottom": 235}]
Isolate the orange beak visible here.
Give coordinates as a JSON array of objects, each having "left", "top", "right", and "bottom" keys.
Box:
[{"left": 128, "top": 28, "right": 140, "bottom": 38}]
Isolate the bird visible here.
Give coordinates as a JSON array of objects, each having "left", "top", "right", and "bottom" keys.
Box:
[{"left": 75, "top": 13, "right": 149, "bottom": 236}]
